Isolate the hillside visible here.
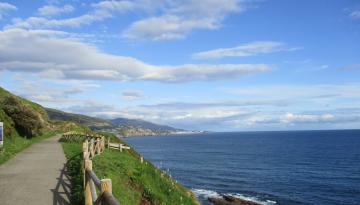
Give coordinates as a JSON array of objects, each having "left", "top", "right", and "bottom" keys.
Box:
[
  {"left": 0, "top": 87, "right": 188, "bottom": 139},
  {"left": 61, "top": 133, "right": 199, "bottom": 205},
  {"left": 0, "top": 87, "right": 200, "bottom": 205},
  {"left": 0, "top": 87, "right": 87, "bottom": 164},
  {"left": 46, "top": 108, "right": 114, "bottom": 130},
  {"left": 111, "top": 118, "right": 180, "bottom": 132},
  {"left": 46, "top": 108, "right": 186, "bottom": 137},
  {"left": 0, "top": 87, "right": 49, "bottom": 138}
]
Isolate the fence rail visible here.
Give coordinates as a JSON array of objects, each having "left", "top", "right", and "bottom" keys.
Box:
[{"left": 61, "top": 132, "right": 124, "bottom": 205}]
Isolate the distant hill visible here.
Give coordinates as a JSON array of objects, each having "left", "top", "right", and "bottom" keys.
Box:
[
  {"left": 46, "top": 108, "right": 114, "bottom": 130},
  {"left": 46, "top": 108, "right": 186, "bottom": 136},
  {"left": 111, "top": 118, "right": 180, "bottom": 131}
]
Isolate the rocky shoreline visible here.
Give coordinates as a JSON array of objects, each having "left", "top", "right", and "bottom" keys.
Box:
[{"left": 208, "top": 194, "right": 261, "bottom": 205}]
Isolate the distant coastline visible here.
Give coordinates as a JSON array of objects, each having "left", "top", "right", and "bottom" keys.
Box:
[{"left": 117, "top": 130, "right": 208, "bottom": 138}]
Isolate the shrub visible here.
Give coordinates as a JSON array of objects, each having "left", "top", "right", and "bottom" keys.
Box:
[
  {"left": 0, "top": 109, "right": 18, "bottom": 138},
  {"left": 1, "top": 96, "right": 45, "bottom": 138}
]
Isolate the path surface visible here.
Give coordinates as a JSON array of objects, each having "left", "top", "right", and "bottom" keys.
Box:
[{"left": 0, "top": 135, "right": 71, "bottom": 205}]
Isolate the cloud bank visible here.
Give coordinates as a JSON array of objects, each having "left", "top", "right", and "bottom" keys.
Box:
[
  {"left": 8, "top": 0, "right": 246, "bottom": 41},
  {"left": 193, "top": 41, "right": 302, "bottom": 59},
  {"left": 121, "top": 90, "right": 144, "bottom": 101},
  {"left": 0, "top": 28, "right": 269, "bottom": 83},
  {"left": 122, "top": 0, "right": 243, "bottom": 40},
  {"left": 350, "top": 10, "right": 360, "bottom": 19},
  {"left": 37, "top": 4, "right": 75, "bottom": 16},
  {"left": 0, "top": 2, "right": 17, "bottom": 20}
]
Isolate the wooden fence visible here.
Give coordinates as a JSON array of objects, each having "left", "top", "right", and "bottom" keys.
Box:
[{"left": 61, "top": 132, "right": 124, "bottom": 205}]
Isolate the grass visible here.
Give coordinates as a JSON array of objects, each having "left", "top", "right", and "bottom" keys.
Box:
[
  {"left": 60, "top": 141, "right": 84, "bottom": 205},
  {"left": 93, "top": 148, "right": 199, "bottom": 205},
  {"left": 60, "top": 133, "right": 199, "bottom": 205},
  {"left": 0, "top": 131, "right": 57, "bottom": 165}
]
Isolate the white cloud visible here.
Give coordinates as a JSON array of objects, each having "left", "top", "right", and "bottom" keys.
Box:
[
  {"left": 0, "top": 2, "right": 17, "bottom": 19},
  {"left": 9, "top": 12, "right": 110, "bottom": 29},
  {"left": 350, "top": 10, "right": 360, "bottom": 18},
  {"left": 243, "top": 112, "right": 359, "bottom": 128},
  {"left": 193, "top": 41, "right": 302, "bottom": 59},
  {"left": 123, "top": 15, "right": 219, "bottom": 40},
  {"left": 341, "top": 64, "right": 360, "bottom": 70},
  {"left": 8, "top": 0, "right": 162, "bottom": 29},
  {"left": 8, "top": 2, "right": 113, "bottom": 29},
  {"left": 64, "top": 100, "right": 250, "bottom": 128},
  {"left": 59, "top": 97, "right": 360, "bottom": 131},
  {"left": 0, "top": 28, "right": 269, "bottom": 83},
  {"left": 122, "top": 0, "right": 244, "bottom": 40},
  {"left": 6, "top": 0, "right": 248, "bottom": 40},
  {"left": 121, "top": 90, "right": 144, "bottom": 101},
  {"left": 37, "top": 4, "right": 75, "bottom": 16},
  {"left": 92, "top": 0, "right": 139, "bottom": 11},
  {"left": 11, "top": 76, "right": 99, "bottom": 104},
  {"left": 280, "top": 113, "right": 335, "bottom": 124},
  {"left": 320, "top": 65, "right": 329, "bottom": 69},
  {"left": 221, "top": 84, "right": 360, "bottom": 100}
]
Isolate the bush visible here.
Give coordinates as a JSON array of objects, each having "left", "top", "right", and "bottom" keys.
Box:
[
  {"left": 1, "top": 96, "right": 46, "bottom": 138},
  {"left": 0, "top": 109, "right": 18, "bottom": 138}
]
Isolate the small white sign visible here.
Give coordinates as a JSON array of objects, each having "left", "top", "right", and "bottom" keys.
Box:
[{"left": 0, "top": 122, "right": 3, "bottom": 147}]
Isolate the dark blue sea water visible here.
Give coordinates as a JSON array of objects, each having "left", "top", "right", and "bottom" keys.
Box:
[{"left": 124, "top": 130, "right": 360, "bottom": 205}]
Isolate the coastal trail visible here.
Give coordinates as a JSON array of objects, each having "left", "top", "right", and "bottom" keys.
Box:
[{"left": 0, "top": 135, "right": 71, "bottom": 205}]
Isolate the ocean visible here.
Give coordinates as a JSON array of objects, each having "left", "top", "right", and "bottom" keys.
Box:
[{"left": 124, "top": 130, "right": 360, "bottom": 205}]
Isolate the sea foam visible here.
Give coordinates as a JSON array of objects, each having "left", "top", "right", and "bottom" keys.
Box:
[{"left": 192, "top": 188, "right": 277, "bottom": 205}]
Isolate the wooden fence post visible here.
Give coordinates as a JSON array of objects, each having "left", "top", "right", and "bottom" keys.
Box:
[
  {"left": 101, "top": 137, "right": 105, "bottom": 152},
  {"left": 101, "top": 179, "right": 112, "bottom": 193},
  {"left": 82, "top": 142, "right": 88, "bottom": 160},
  {"left": 97, "top": 138, "right": 101, "bottom": 154},
  {"left": 107, "top": 138, "right": 110, "bottom": 149},
  {"left": 101, "top": 179, "right": 112, "bottom": 205},
  {"left": 119, "top": 144, "right": 122, "bottom": 152},
  {"left": 85, "top": 160, "right": 93, "bottom": 205},
  {"left": 82, "top": 143, "right": 86, "bottom": 189},
  {"left": 90, "top": 139, "right": 95, "bottom": 158},
  {"left": 103, "top": 136, "right": 105, "bottom": 151}
]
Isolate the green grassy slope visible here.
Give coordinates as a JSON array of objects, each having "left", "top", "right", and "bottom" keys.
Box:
[
  {"left": 0, "top": 86, "right": 88, "bottom": 165},
  {"left": 0, "top": 86, "right": 49, "bottom": 136},
  {"left": 0, "top": 86, "right": 199, "bottom": 205},
  {"left": 61, "top": 133, "right": 199, "bottom": 205}
]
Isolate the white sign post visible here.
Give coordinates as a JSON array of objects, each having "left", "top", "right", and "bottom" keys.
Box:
[{"left": 0, "top": 122, "right": 3, "bottom": 148}]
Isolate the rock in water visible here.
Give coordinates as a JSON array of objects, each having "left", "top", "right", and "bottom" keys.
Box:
[{"left": 208, "top": 194, "right": 261, "bottom": 205}]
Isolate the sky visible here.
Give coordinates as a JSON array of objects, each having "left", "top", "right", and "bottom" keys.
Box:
[{"left": 0, "top": 0, "right": 359, "bottom": 131}]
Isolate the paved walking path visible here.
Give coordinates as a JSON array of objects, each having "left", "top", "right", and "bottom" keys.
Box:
[{"left": 0, "top": 135, "right": 71, "bottom": 205}]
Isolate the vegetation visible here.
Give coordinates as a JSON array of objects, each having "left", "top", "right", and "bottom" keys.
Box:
[
  {"left": 60, "top": 133, "right": 199, "bottom": 205},
  {"left": 0, "top": 86, "right": 199, "bottom": 205},
  {"left": 60, "top": 141, "right": 84, "bottom": 205},
  {"left": 0, "top": 86, "right": 88, "bottom": 165},
  {"left": 2, "top": 96, "right": 47, "bottom": 137},
  {"left": 0, "top": 87, "right": 48, "bottom": 138},
  {"left": 46, "top": 108, "right": 114, "bottom": 130}
]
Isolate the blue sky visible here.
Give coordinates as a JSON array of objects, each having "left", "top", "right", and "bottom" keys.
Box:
[{"left": 0, "top": 0, "right": 359, "bottom": 131}]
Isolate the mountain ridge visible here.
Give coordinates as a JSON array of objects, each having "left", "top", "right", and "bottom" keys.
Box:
[
  {"left": 46, "top": 108, "right": 186, "bottom": 136},
  {"left": 111, "top": 117, "right": 181, "bottom": 131}
]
